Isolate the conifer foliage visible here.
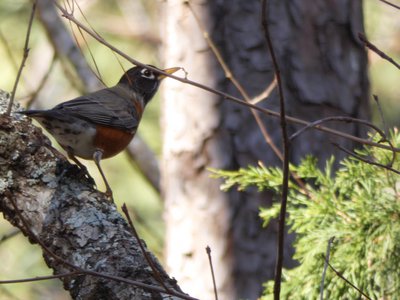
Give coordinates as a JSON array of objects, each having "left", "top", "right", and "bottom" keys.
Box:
[{"left": 212, "top": 131, "right": 400, "bottom": 299}]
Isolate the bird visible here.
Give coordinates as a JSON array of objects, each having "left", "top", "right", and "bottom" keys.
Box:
[{"left": 19, "top": 65, "right": 180, "bottom": 198}]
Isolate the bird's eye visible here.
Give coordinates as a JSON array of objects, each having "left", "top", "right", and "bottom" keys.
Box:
[{"left": 141, "top": 68, "right": 155, "bottom": 79}]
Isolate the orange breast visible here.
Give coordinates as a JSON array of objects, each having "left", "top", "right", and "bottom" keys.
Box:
[{"left": 94, "top": 125, "right": 134, "bottom": 159}]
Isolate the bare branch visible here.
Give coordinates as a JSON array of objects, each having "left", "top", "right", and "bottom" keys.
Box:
[
  {"left": 358, "top": 32, "right": 400, "bottom": 70},
  {"left": 290, "top": 116, "right": 388, "bottom": 142},
  {"left": 261, "top": 1, "right": 290, "bottom": 299},
  {"left": 0, "top": 272, "right": 81, "bottom": 285},
  {"left": 36, "top": 0, "right": 99, "bottom": 91},
  {"left": 292, "top": 116, "right": 398, "bottom": 173},
  {"left": 121, "top": 204, "right": 170, "bottom": 292},
  {"left": 324, "top": 256, "right": 372, "bottom": 300},
  {"left": 6, "top": 1, "right": 37, "bottom": 115},
  {"left": 206, "top": 246, "right": 219, "bottom": 300},
  {"left": 379, "top": 0, "right": 400, "bottom": 10},
  {"left": 320, "top": 237, "right": 335, "bottom": 300},
  {"left": 334, "top": 143, "right": 400, "bottom": 175},
  {"left": 373, "top": 95, "right": 388, "bottom": 136},
  {"left": 249, "top": 77, "right": 277, "bottom": 105}
]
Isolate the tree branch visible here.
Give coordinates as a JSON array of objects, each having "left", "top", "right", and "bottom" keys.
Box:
[
  {"left": 6, "top": 1, "right": 37, "bottom": 115},
  {"left": 261, "top": 1, "right": 290, "bottom": 299},
  {"left": 358, "top": 32, "right": 400, "bottom": 70}
]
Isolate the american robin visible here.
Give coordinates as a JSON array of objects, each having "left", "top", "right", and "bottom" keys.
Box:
[{"left": 19, "top": 65, "right": 179, "bottom": 198}]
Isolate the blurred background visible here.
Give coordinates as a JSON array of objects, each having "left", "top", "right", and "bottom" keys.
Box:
[{"left": 0, "top": 0, "right": 399, "bottom": 299}]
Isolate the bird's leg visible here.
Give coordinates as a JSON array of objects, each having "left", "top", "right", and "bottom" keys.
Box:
[
  {"left": 93, "top": 149, "right": 114, "bottom": 201},
  {"left": 67, "top": 153, "right": 95, "bottom": 186},
  {"left": 68, "top": 153, "right": 87, "bottom": 172}
]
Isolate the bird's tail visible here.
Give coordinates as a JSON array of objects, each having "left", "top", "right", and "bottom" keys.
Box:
[{"left": 17, "top": 110, "right": 47, "bottom": 117}]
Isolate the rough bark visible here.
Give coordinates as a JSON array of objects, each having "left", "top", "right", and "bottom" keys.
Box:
[
  {"left": 275, "top": 0, "right": 369, "bottom": 164},
  {"left": 0, "top": 90, "right": 188, "bottom": 300},
  {"left": 161, "top": 2, "right": 235, "bottom": 299},
  {"left": 161, "top": 0, "right": 369, "bottom": 299}
]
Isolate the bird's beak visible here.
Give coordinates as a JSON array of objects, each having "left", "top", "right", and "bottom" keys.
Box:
[{"left": 158, "top": 67, "right": 180, "bottom": 80}]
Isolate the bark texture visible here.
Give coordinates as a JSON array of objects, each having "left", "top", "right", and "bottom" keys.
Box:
[
  {"left": 161, "top": 1, "right": 369, "bottom": 299},
  {"left": 0, "top": 91, "right": 187, "bottom": 300}
]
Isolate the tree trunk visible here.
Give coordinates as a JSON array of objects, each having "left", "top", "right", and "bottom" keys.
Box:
[{"left": 161, "top": 1, "right": 368, "bottom": 299}]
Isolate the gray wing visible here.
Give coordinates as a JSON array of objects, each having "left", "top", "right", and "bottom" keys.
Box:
[{"left": 53, "top": 86, "right": 139, "bottom": 131}]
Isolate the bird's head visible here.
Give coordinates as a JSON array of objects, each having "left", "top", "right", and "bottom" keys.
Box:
[{"left": 119, "top": 65, "right": 180, "bottom": 104}]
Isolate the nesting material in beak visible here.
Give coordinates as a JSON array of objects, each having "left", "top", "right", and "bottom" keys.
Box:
[{"left": 158, "top": 67, "right": 180, "bottom": 80}]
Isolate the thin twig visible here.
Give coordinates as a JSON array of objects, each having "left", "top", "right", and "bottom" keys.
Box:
[
  {"left": 334, "top": 143, "right": 400, "bottom": 175},
  {"left": 205, "top": 246, "right": 218, "bottom": 300},
  {"left": 122, "top": 204, "right": 163, "bottom": 251},
  {"left": 324, "top": 256, "right": 372, "bottom": 300},
  {"left": 52, "top": 1, "right": 400, "bottom": 153},
  {"left": 358, "top": 32, "right": 400, "bottom": 70},
  {"left": 67, "top": 20, "right": 104, "bottom": 87},
  {"left": 36, "top": 0, "right": 99, "bottom": 92},
  {"left": 379, "top": 0, "right": 400, "bottom": 10},
  {"left": 73, "top": 0, "right": 103, "bottom": 81},
  {"left": 320, "top": 237, "right": 335, "bottom": 300},
  {"left": 0, "top": 272, "right": 81, "bottom": 284},
  {"left": 261, "top": 1, "right": 290, "bottom": 299},
  {"left": 6, "top": 1, "right": 37, "bottom": 115},
  {"left": 373, "top": 95, "right": 388, "bottom": 136},
  {"left": 290, "top": 115, "right": 397, "bottom": 168},
  {"left": 121, "top": 203, "right": 170, "bottom": 293},
  {"left": 250, "top": 77, "right": 277, "bottom": 105},
  {"left": 290, "top": 116, "right": 388, "bottom": 143}
]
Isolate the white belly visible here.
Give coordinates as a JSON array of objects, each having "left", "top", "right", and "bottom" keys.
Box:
[{"left": 36, "top": 117, "right": 97, "bottom": 159}]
